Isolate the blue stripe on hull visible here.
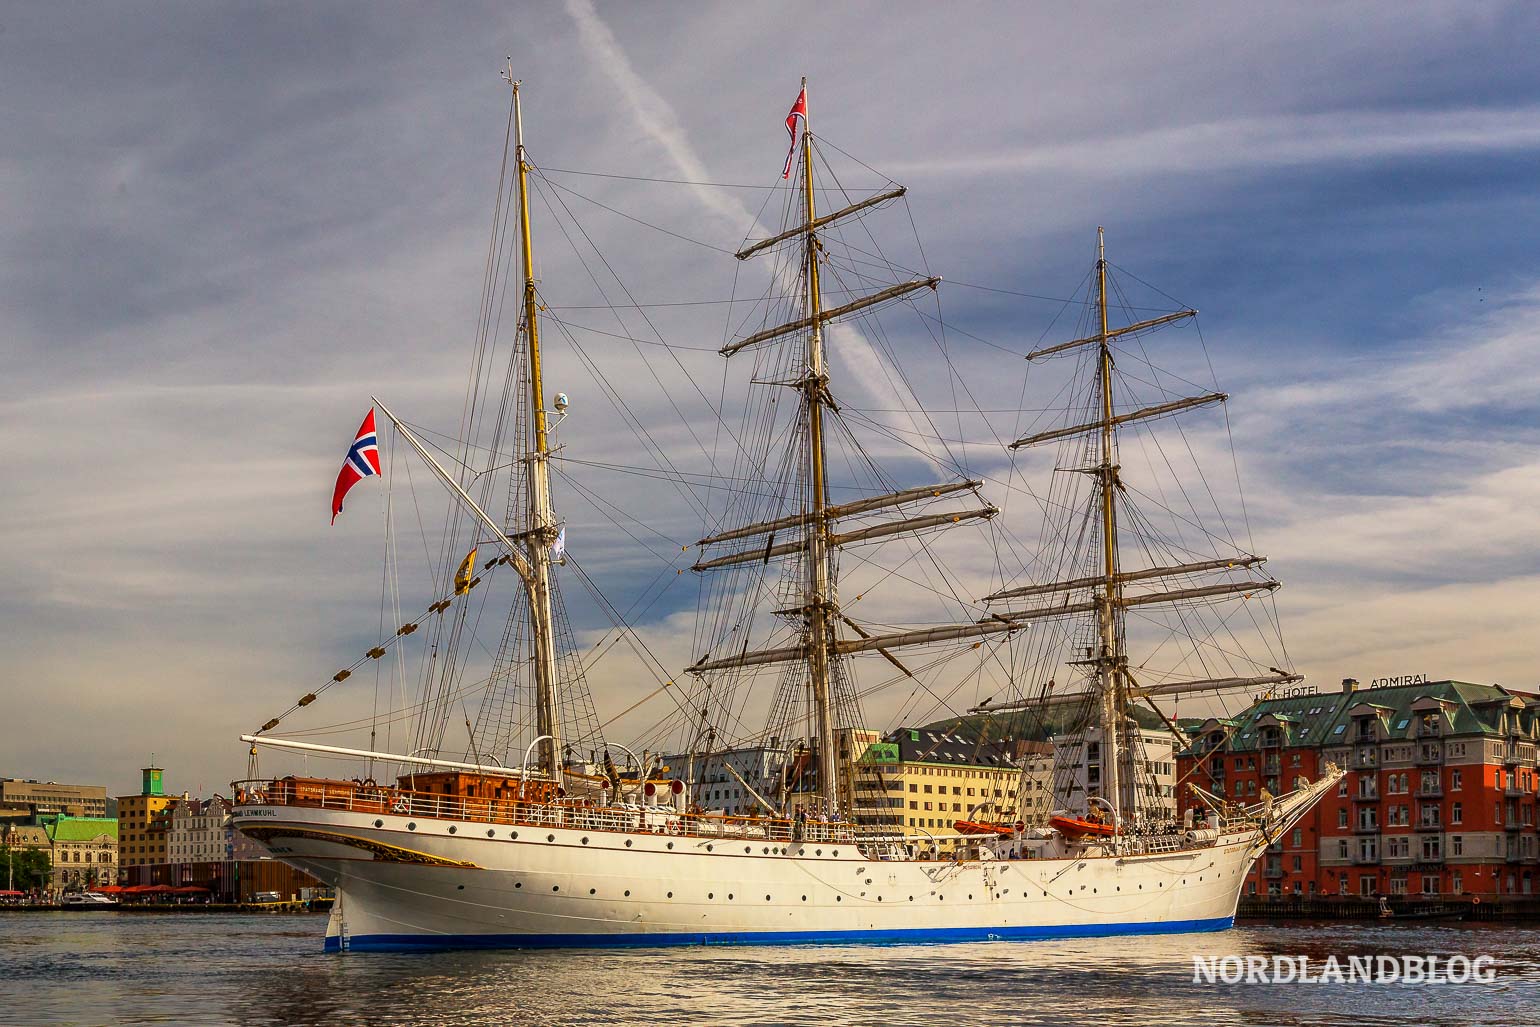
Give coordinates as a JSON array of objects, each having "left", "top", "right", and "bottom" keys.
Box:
[{"left": 324, "top": 915, "right": 1234, "bottom": 953}]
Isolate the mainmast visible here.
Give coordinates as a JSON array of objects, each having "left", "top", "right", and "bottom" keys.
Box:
[
  {"left": 798, "top": 79, "right": 841, "bottom": 816},
  {"left": 512, "top": 78, "right": 563, "bottom": 780},
  {"left": 1093, "top": 227, "right": 1124, "bottom": 832}
]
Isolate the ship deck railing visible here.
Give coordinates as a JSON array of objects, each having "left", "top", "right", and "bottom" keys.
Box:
[{"left": 231, "top": 778, "right": 855, "bottom": 844}]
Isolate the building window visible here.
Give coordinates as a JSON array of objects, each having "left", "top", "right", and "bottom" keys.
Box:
[
  {"left": 1451, "top": 836, "right": 1464, "bottom": 856},
  {"left": 1451, "top": 802, "right": 1462, "bottom": 824},
  {"left": 1451, "top": 770, "right": 1462, "bottom": 791}
]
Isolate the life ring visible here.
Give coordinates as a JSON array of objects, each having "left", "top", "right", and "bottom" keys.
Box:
[
  {"left": 362, "top": 778, "right": 377, "bottom": 790},
  {"left": 1472, "top": 896, "right": 1481, "bottom": 906},
  {"left": 391, "top": 796, "right": 411, "bottom": 815}
]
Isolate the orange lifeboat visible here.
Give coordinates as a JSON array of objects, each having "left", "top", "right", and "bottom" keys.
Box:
[{"left": 1048, "top": 813, "right": 1117, "bottom": 838}]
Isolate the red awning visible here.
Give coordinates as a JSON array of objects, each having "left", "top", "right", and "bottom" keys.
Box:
[
  {"left": 0, "top": 889, "right": 23, "bottom": 896},
  {"left": 171, "top": 885, "right": 208, "bottom": 894}
]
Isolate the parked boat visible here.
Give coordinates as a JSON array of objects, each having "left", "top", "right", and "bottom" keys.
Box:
[{"left": 231, "top": 73, "right": 1339, "bottom": 952}]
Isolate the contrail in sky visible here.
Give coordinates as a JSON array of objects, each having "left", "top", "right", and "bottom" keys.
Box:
[{"left": 562, "top": 0, "right": 947, "bottom": 472}]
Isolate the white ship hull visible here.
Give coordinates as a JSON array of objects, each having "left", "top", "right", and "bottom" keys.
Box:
[{"left": 231, "top": 795, "right": 1313, "bottom": 952}]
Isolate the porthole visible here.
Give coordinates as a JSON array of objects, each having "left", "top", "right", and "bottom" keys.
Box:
[
  {"left": 589, "top": 888, "right": 596, "bottom": 895},
  {"left": 801, "top": 895, "right": 807, "bottom": 902},
  {"left": 581, "top": 837, "right": 589, "bottom": 845},
  {"left": 553, "top": 886, "right": 560, "bottom": 892},
  {"left": 667, "top": 891, "right": 673, "bottom": 898},
  {"left": 815, "top": 849, "right": 822, "bottom": 856},
  {"left": 624, "top": 890, "right": 631, "bottom": 896},
  {"left": 877, "top": 896, "right": 883, "bottom": 902},
  {"left": 832, "top": 850, "right": 839, "bottom": 856},
  {"left": 448, "top": 826, "right": 457, "bottom": 834},
  {"left": 486, "top": 829, "right": 495, "bottom": 838},
  {"left": 908, "top": 896, "right": 914, "bottom": 902},
  {"left": 625, "top": 839, "right": 633, "bottom": 847},
  {"left": 667, "top": 842, "right": 674, "bottom": 850},
  {"left": 456, "top": 884, "right": 465, "bottom": 891},
  {"left": 547, "top": 834, "right": 555, "bottom": 843},
  {"left": 763, "top": 847, "right": 770, "bottom": 854},
  {"left": 969, "top": 894, "right": 974, "bottom": 900},
  {"left": 744, "top": 846, "right": 751, "bottom": 854},
  {"left": 374, "top": 819, "right": 383, "bottom": 828},
  {"left": 836, "top": 896, "right": 841, "bottom": 902},
  {"left": 728, "top": 893, "right": 734, "bottom": 900},
  {"left": 706, "top": 844, "right": 713, "bottom": 852},
  {"left": 407, "top": 822, "right": 417, "bottom": 831},
  {"left": 515, "top": 882, "right": 522, "bottom": 889},
  {"left": 709, "top": 892, "right": 714, "bottom": 899},
  {"left": 765, "top": 895, "right": 771, "bottom": 901}
]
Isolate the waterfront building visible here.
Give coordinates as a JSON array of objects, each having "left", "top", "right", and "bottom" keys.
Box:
[
  {"left": 168, "top": 796, "right": 232, "bottom": 864},
  {"left": 116, "top": 766, "right": 173, "bottom": 869},
  {"left": 1050, "top": 725, "right": 1178, "bottom": 827},
  {"left": 0, "top": 779, "right": 108, "bottom": 819},
  {"left": 41, "top": 815, "right": 118, "bottom": 890},
  {"left": 1178, "top": 678, "right": 1540, "bottom": 900},
  {"left": 852, "top": 728, "right": 1051, "bottom": 848},
  {"left": 659, "top": 741, "right": 788, "bottom": 816}
]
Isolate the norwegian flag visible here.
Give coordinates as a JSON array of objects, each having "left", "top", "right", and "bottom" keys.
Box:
[
  {"left": 781, "top": 87, "right": 807, "bottom": 179},
  {"left": 331, "top": 409, "right": 381, "bottom": 523}
]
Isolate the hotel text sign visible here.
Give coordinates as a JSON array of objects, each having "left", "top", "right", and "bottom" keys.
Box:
[
  {"left": 1371, "top": 673, "right": 1428, "bottom": 687},
  {"left": 1254, "top": 683, "right": 1317, "bottom": 702}
]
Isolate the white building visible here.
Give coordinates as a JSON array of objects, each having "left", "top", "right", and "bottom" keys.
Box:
[
  {"left": 167, "top": 795, "right": 232, "bottom": 864},
  {"left": 659, "top": 743, "right": 788, "bottom": 816},
  {"left": 1050, "top": 725, "right": 1177, "bottom": 826}
]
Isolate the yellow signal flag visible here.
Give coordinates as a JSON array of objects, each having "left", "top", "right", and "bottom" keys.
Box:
[{"left": 454, "top": 547, "right": 478, "bottom": 595}]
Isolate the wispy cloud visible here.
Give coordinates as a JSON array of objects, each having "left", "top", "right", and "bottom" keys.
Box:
[{"left": 885, "top": 106, "right": 1540, "bottom": 180}]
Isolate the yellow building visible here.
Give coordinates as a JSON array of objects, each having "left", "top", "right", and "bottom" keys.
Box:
[
  {"left": 116, "top": 767, "right": 172, "bottom": 869},
  {"left": 853, "top": 729, "right": 1053, "bottom": 851}
]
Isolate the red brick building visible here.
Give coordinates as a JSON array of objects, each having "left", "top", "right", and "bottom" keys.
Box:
[{"left": 1179, "top": 678, "right": 1539, "bottom": 901}]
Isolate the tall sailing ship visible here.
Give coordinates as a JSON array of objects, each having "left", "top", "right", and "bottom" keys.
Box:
[{"left": 230, "top": 77, "right": 1339, "bottom": 951}]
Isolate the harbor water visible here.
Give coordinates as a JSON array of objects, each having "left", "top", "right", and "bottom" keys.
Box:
[{"left": 6, "top": 913, "right": 1540, "bottom": 1026}]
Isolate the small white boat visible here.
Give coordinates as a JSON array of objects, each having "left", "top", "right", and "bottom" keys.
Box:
[{"left": 60, "top": 892, "right": 118, "bottom": 907}]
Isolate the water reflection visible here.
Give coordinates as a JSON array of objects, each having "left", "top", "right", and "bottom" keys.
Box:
[{"left": 5, "top": 913, "right": 1539, "bottom": 1026}]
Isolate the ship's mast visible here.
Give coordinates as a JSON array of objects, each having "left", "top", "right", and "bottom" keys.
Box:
[
  {"left": 1093, "top": 227, "right": 1125, "bottom": 832},
  {"left": 798, "top": 79, "right": 841, "bottom": 815},
  {"left": 512, "top": 77, "right": 563, "bottom": 780}
]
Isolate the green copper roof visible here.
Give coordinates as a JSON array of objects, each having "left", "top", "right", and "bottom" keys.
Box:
[
  {"left": 43, "top": 815, "right": 118, "bottom": 842},
  {"left": 1192, "top": 680, "right": 1530, "bottom": 754}
]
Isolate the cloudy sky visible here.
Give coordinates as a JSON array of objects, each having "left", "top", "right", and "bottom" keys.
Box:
[{"left": 4, "top": 3, "right": 1539, "bottom": 796}]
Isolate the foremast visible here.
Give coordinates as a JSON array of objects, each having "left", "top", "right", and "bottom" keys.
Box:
[{"left": 512, "top": 79, "right": 563, "bottom": 780}]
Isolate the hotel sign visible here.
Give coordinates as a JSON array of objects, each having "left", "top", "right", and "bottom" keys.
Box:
[
  {"left": 1255, "top": 683, "right": 1318, "bottom": 702},
  {"left": 1371, "top": 673, "right": 1428, "bottom": 687}
]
